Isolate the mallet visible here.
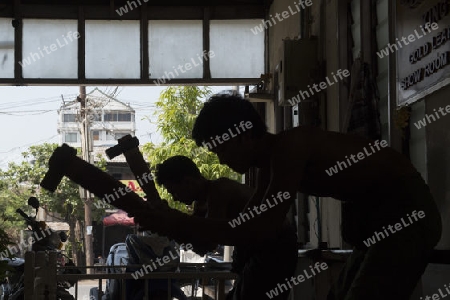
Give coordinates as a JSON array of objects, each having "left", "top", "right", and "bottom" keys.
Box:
[
  {"left": 40, "top": 143, "right": 149, "bottom": 215},
  {"left": 105, "top": 134, "right": 160, "bottom": 201}
]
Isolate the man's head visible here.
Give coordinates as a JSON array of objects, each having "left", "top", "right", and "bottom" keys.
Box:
[
  {"left": 192, "top": 95, "right": 267, "bottom": 173},
  {"left": 155, "top": 156, "right": 205, "bottom": 205}
]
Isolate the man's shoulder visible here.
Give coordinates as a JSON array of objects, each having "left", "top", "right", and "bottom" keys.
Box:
[
  {"left": 207, "top": 178, "right": 253, "bottom": 212},
  {"left": 212, "top": 177, "right": 251, "bottom": 190},
  {"left": 210, "top": 178, "right": 254, "bottom": 198},
  {"left": 274, "top": 126, "right": 323, "bottom": 149},
  {"left": 280, "top": 125, "right": 323, "bottom": 137},
  {"left": 270, "top": 126, "right": 322, "bottom": 163}
]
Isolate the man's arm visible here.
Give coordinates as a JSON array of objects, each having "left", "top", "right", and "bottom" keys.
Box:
[
  {"left": 206, "top": 194, "right": 229, "bottom": 219},
  {"left": 206, "top": 179, "right": 252, "bottom": 219},
  {"left": 237, "top": 152, "right": 301, "bottom": 235},
  {"left": 192, "top": 201, "right": 207, "bottom": 218},
  {"left": 241, "top": 168, "right": 270, "bottom": 212},
  {"left": 134, "top": 136, "right": 310, "bottom": 245},
  {"left": 133, "top": 158, "right": 300, "bottom": 246}
]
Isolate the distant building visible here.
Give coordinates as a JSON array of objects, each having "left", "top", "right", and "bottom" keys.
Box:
[
  {"left": 57, "top": 87, "right": 136, "bottom": 148},
  {"left": 57, "top": 87, "right": 138, "bottom": 180}
]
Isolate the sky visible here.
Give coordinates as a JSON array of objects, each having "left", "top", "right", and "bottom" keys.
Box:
[{"left": 0, "top": 85, "right": 231, "bottom": 170}]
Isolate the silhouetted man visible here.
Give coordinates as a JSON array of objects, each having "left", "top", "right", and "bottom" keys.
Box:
[
  {"left": 134, "top": 95, "right": 441, "bottom": 300},
  {"left": 155, "top": 155, "right": 297, "bottom": 300}
]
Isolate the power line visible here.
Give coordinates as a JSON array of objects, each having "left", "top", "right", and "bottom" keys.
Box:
[
  {"left": 0, "top": 134, "right": 59, "bottom": 170},
  {"left": 0, "top": 134, "right": 59, "bottom": 154},
  {"left": 0, "top": 94, "right": 78, "bottom": 110},
  {"left": 0, "top": 109, "right": 54, "bottom": 116}
]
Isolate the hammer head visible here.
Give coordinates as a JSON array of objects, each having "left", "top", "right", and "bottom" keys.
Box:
[
  {"left": 105, "top": 134, "right": 139, "bottom": 159},
  {"left": 40, "top": 144, "right": 77, "bottom": 193}
]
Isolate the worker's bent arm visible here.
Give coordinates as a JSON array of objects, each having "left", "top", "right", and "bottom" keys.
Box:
[{"left": 134, "top": 153, "right": 303, "bottom": 246}]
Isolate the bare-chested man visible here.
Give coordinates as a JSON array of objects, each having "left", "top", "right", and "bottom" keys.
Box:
[
  {"left": 134, "top": 95, "right": 442, "bottom": 300},
  {"left": 155, "top": 155, "right": 297, "bottom": 300}
]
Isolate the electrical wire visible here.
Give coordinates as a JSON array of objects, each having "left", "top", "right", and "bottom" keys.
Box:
[
  {"left": 0, "top": 109, "right": 54, "bottom": 116},
  {"left": 0, "top": 96, "right": 72, "bottom": 110},
  {"left": 0, "top": 135, "right": 59, "bottom": 170},
  {"left": 0, "top": 134, "right": 59, "bottom": 154}
]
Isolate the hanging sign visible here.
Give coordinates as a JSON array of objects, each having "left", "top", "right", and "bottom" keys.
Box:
[{"left": 396, "top": 0, "right": 450, "bottom": 106}]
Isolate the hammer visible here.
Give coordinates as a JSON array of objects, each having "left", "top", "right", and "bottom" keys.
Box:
[
  {"left": 105, "top": 135, "right": 160, "bottom": 202},
  {"left": 40, "top": 144, "right": 149, "bottom": 215}
]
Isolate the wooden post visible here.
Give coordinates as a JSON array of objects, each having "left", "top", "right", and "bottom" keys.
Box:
[
  {"left": 47, "top": 252, "right": 57, "bottom": 299},
  {"left": 24, "top": 251, "right": 35, "bottom": 300},
  {"left": 34, "top": 252, "right": 47, "bottom": 300}
]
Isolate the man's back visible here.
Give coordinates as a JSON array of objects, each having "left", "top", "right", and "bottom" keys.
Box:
[
  {"left": 273, "top": 126, "right": 418, "bottom": 202},
  {"left": 203, "top": 179, "right": 297, "bottom": 300}
]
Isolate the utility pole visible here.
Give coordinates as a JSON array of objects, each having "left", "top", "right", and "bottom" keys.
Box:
[
  {"left": 78, "top": 86, "right": 94, "bottom": 274},
  {"left": 223, "top": 85, "right": 240, "bottom": 263}
]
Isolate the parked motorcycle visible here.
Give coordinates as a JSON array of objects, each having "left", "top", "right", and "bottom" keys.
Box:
[{"left": 0, "top": 197, "right": 78, "bottom": 300}]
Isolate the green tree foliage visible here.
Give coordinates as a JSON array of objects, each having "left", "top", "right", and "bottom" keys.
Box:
[
  {"left": 0, "top": 227, "right": 13, "bottom": 279},
  {"left": 0, "top": 143, "right": 106, "bottom": 261},
  {"left": 154, "top": 86, "right": 211, "bottom": 143},
  {"left": 0, "top": 178, "right": 25, "bottom": 241},
  {"left": 142, "top": 87, "right": 241, "bottom": 213}
]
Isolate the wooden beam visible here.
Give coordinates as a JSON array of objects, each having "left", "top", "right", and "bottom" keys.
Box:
[
  {"left": 140, "top": 1, "right": 149, "bottom": 80},
  {"left": 0, "top": 77, "right": 261, "bottom": 86},
  {"left": 17, "top": 0, "right": 264, "bottom": 5},
  {"left": 203, "top": 6, "right": 211, "bottom": 79},
  {"left": 0, "top": 4, "right": 264, "bottom": 20},
  {"left": 109, "top": 0, "right": 115, "bottom": 18},
  {"left": 338, "top": 0, "right": 349, "bottom": 131},
  {"left": 78, "top": 6, "right": 86, "bottom": 79},
  {"left": 13, "top": 0, "right": 22, "bottom": 80},
  {"left": 209, "top": 5, "right": 265, "bottom": 19},
  {"left": 360, "top": 0, "right": 373, "bottom": 64}
]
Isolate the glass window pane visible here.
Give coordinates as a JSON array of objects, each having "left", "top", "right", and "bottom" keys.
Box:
[
  {"left": 104, "top": 112, "right": 118, "bottom": 121},
  {"left": 115, "top": 132, "right": 128, "bottom": 139},
  {"left": 22, "top": 19, "right": 78, "bottom": 78},
  {"left": 210, "top": 20, "right": 264, "bottom": 78},
  {"left": 65, "top": 132, "right": 78, "bottom": 143},
  {"left": 149, "top": 20, "right": 203, "bottom": 80},
  {"left": 63, "top": 114, "right": 77, "bottom": 122},
  {"left": 0, "top": 18, "right": 14, "bottom": 78},
  {"left": 118, "top": 112, "right": 131, "bottom": 122},
  {"left": 92, "top": 131, "right": 100, "bottom": 141},
  {"left": 86, "top": 20, "right": 140, "bottom": 79}
]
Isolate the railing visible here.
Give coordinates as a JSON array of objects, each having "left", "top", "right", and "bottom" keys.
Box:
[{"left": 24, "top": 251, "right": 237, "bottom": 300}]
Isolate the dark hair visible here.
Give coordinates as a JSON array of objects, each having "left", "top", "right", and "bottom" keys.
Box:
[
  {"left": 155, "top": 156, "right": 202, "bottom": 187},
  {"left": 192, "top": 95, "right": 267, "bottom": 147}
]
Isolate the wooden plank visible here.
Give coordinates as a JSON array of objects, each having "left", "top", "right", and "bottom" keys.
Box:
[
  {"left": 0, "top": 77, "right": 261, "bottom": 85},
  {"left": 78, "top": 6, "right": 85, "bottom": 80},
  {"left": 24, "top": 251, "right": 35, "bottom": 300},
  {"left": 203, "top": 7, "right": 211, "bottom": 79},
  {"left": 360, "top": 0, "right": 373, "bottom": 64},
  {"left": 1, "top": 4, "right": 264, "bottom": 19},
  {"left": 47, "top": 252, "right": 58, "bottom": 300},
  {"left": 338, "top": 0, "right": 349, "bottom": 131},
  {"left": 140, "top": 1, "right": 149, "bottom": 80},
  {"left": 13, "top": 0, "right": 22, "bottom": 80},
  {"left": 5, "top": 0, "right": 263, "bottom": 4}
]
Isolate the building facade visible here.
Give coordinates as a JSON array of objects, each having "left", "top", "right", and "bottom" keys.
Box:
[{"left": 57, "top": 87, "right": 136, "bottom": 149}]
